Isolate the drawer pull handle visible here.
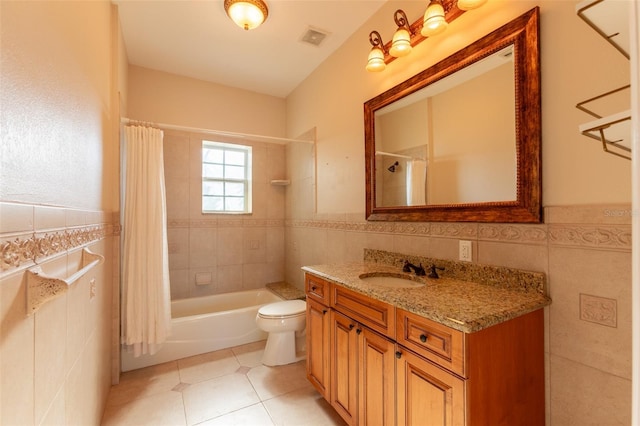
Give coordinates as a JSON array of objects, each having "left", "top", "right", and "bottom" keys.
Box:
[
  {"left": 420, "top": 334, "right": 428, "bottom": 343},
  {"left": 395, "top": 351, "right": 402, "bottom": 359}
]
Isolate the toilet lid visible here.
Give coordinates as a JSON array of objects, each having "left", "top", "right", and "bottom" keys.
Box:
[{"left": 258, "top": 300, "right": 306, "bottom": 318}]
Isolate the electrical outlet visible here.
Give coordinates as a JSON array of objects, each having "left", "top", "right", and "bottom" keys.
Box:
[{"left": 459, "top": 240, "right": 472, "bottom": 262}]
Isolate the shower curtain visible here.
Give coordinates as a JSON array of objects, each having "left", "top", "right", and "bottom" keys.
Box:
[
  {"left": 121, "top": 124, "right": 171, "bottom": 357},
  {"left": 406, "top": 159, "right": 427, "bottom": 206}
]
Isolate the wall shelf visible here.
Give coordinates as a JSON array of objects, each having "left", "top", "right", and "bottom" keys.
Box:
[
  {"left": 26, "top": 247, "right": 104, "bottom": 315},
  {"left": 270, "top": 179, "right": 290, "bottom": 186},
  {"left": 576, "top": 0, "right": 631, "bottom": 160}
]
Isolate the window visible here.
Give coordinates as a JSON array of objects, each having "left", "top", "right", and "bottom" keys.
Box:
[{"left": 202, "top": 141, "right": 252, "bottom": 213}]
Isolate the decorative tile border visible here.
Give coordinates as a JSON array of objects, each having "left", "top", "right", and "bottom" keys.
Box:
[
  {"left": 286, "top": 218, "right": 631, "bottom": 251},
  {"left": 548, "top": 224, "right": 631, "bottom": 250},
  {"left": 1, "top": 224, "right": 115, "bottom": 274},
  {"left": 167, "top": 218, "right": 284, "bottom": 229}
]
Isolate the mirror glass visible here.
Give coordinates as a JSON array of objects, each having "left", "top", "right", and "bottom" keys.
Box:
[
  {"left": 375, "top": 45, "right": 516, "bottom": 207},
  {"left": 365, "top": 7, "right": 541, "bottom": 223}
]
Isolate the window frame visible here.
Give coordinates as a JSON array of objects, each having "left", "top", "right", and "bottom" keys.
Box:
[{"left": 201, "top": 140, "right": 252, "bottom": 214}]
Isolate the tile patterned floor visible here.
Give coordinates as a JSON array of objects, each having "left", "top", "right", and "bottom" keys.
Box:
[{"left": 101, "top": 340, "right": 346, "bottom": 426}]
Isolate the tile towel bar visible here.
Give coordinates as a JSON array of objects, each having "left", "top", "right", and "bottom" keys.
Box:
[{"left": 26, "top": 247, "right": 104, "bottom": 315}]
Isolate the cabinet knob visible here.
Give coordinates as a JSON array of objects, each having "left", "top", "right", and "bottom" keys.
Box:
[
  {"left": 420, "top": 334, "right": 428, "bottom": 343},
  {"left": 349, "top": 324, "right": 355, "bottom": 330},
  {"left": 322, "top": 309, "right": 327, "bottom": 315},
  {"left": 395, "top": 351, "right": 402, "bottom": 359},
  {"left": 311, "top": 285, "right": 317, "bottom": 291},
  {"left": 356, "top": 328, "right": 362, "bottom": 335}
]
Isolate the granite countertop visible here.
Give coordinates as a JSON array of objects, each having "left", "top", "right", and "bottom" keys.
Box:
[
  {"left": 266, "top": 281, "right": 306, "bottom": 301},
  {"left": 302, "top": 262, "right": 551, "bottom": 333}
]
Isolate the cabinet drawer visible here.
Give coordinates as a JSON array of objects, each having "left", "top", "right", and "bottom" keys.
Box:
[
  {"left": 332, "top": 285, "right": 395, "bottom": 339},
  {"left": 397, "top": 308, "right": 466, "bottom": 377},
  {"left": 306, "top": 274, "right": 331, "bottom": 305}
]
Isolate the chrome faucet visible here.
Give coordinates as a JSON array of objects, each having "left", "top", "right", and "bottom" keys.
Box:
[{"left": 403, "top": 260, "right": 426, "bottom": 276}]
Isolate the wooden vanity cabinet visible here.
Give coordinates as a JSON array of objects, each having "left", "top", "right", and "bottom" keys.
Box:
[
  {"left": 306, "top": 297, "right": 330, "bottom": 399},
  {"left": 304, "top": 273, "right": 545, "bottom": 426},
  {"left": 330, "top": 310, "right": 396, "bottom": 426}
]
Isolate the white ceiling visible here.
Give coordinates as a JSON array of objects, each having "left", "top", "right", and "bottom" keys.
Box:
[{"left": 115, "top": 0, "right": 387, "bottom": 98}]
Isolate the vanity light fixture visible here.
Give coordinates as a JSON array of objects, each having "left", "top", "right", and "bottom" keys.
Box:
[
  {"left": 366, "top": 0, "right": 488, "bottom": 72},
  {"left": 390, "top": 10, "right": 414, "bottom": 57},
  {"left": 366, "top": 31, "right": 388, "bottom": 72},
  {"left": 422, "top": 0, "right": 448, "bottom": 37},
  {"left": 224, "top": 0, "right": 268, "bottom": 31}
]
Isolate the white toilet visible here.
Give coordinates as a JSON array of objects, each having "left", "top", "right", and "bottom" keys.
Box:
[{"left": 256, "top": 299, "right": 307, "bottom": 366}]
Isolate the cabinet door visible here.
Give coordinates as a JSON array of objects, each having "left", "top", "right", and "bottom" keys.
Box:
[
  {"left": 306, "top": 298, "right": 331, "bottom": 399},
  {"left": 331, "top": 310, "right": 358, "bottom": 426},
  {"left": 397, "top": 349, "right": 465, "bottom": 426},
  {"left": 358, "top": 327, "right": 396, "bottom": 426}
]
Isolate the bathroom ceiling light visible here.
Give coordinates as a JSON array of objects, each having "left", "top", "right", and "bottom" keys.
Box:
[
  {"left": 366, "top": 31, "right": 387, "bottom": 72},
  {"left": 389, "top": 10, "right": 414, "bottom": 57},
  {"left": 421, "top": 0, "right": 448, "bottom": 37},
  {"left": 457, "top": 0, "right": 488, "bottom": 11},
  {"left": 224, "top": 0, "right": 268, "bottom": 31}
]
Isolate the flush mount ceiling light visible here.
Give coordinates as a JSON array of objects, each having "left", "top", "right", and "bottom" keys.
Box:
[
  {"left": 366, "top": 0, "right": 489, "bottom": 72},
  {"left": 224, "top": 0, "right": 268, "bottom": 31}
]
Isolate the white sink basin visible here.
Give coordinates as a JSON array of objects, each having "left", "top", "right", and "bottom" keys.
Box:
[{"left": 359, "top": 274, "right": 424, "bottom": 288}]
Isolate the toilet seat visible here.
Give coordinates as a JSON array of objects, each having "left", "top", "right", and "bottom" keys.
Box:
[{"left": 258, "top": 300, "right": 306, "bottom": 319}]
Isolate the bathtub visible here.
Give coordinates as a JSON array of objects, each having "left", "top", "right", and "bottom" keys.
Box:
[{"left": 121, "top": 288, "right": 284, "bottom": 371}]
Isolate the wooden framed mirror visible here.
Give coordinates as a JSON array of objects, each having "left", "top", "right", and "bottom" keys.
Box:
[{"left": 364, "top": 7, "right": 541, "bottom": 223}]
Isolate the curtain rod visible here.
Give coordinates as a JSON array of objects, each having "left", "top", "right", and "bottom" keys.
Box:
[
  {"left": 120, "top": 117, "right": 315, "bottom": 145},
  {"left": 375, "top": 151, "right": 425, "bottom": 161}
]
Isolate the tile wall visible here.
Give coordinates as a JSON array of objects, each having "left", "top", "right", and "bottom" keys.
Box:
[
  {"left": 163, "top": 130, "right": 288, "bottom": 300},
  {"left": 0, "top": 202, "right": 117, "bottom": 425}
]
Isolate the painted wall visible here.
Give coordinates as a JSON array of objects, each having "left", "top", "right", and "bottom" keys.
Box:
[
  {"left": 285, "top": 0, "right": 632, "bottom": 424},
  {"left": 0, "top": 1, "right": 119, "bottom": 425},
  {"left": 127, "top": 65, "right": 286, "bottom": 137}
]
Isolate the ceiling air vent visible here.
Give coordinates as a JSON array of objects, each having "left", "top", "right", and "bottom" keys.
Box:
[{"left": 300, "top": 27, "right": 329, "bottom": 47}]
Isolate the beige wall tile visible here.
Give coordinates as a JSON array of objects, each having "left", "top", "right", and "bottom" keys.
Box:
[
  {"left": 189, "top": 227, "right": 217, "bottom": 268},
  {"left": 427, "top": 237, "right": 460, "bottom": 261},
  {"left": 1, "top": 272, "right": 35, "bottom": 425},
  {"left": 266, "top": 228, "right": 285, "bottom": 263},
  {"left": 477, "top": 241, "right": 549, "bottom": 277},
  {"left": 545, "top": 204, "right": 632, "bottom": 225},
  {"left": 34, "top": 206, "right": 66, "bottom": 231},
  {"left": 66, "top": 274, "right": 89, "bottom": 371},
  {"left": 550, "top": 355, "right": 630, "bottom": 425},
  {"left": 0, "top": 202, "right": 34, "bottom": 234},
  {"left": 168, "top": 228, "right": 189, "bottom": 269},
  {"left": 392, "top": 234, "right": 430, "bottom": 258},
  {"left": 243, "top": 227, "right": 266, "bottom": 264},
  {"left": 216, "top": 264, "right": 243, "bottom": 294},
  {"left": 549, "top": 247, "right": 631, "bottom": 379},
  {"left": 217, "top": 227, "right": 244, "bottom": 266},
  {"left": 166, "top": 178, "right": 190, "bottom": 220},
  {"left": 34, "top": 289, "right": 68, "bottom": 423}
]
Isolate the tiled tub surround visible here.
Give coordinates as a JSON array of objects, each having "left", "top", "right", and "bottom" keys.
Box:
[
  {"left": 0, "top": 202, "right": 118, "bottom": 425},
  {"left": 163, "top": 130, "right": 287, "bottom": 300},
  {"left": 302, "top": 250, "right": 550, "bottom": 333}
]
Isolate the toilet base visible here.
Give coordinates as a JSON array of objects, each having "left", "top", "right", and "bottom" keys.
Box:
[{"left": 262, "top": 331, "right": 306, "bottom": 366}]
